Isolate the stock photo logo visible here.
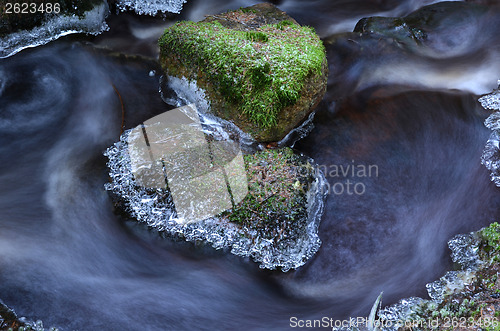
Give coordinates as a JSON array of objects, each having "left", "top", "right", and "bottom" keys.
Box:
[
  {"left": 318, "top": 161, "right": 379, "bottom": 195},
  {"left": 126, "top": 104, "right": 248, "bottom": 224}
]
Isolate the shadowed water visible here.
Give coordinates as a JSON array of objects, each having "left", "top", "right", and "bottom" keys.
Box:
[{"left": 291, "top": 87, "right": 500, "bottom": 317}]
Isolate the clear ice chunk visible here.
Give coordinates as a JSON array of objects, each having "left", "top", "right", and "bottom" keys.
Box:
[
  {"left": 426, "top": 270, "right": 476, "bottom": 302},
  {"left": 479, "top": 88, "right": 500, "bottom": 111},
  {"left": 481, "top": 82, "right": 500, "bottom": 187},
  {"left": 448, "top": 233, "right": 482, "bottom": 271}
]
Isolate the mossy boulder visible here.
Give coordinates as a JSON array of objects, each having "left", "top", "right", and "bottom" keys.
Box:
[
  {"left": 105, "top": 126, "right": 326, "bottom": 269},
  {"left": 158, "top": 3, "right": 328, "bottom": 143}
]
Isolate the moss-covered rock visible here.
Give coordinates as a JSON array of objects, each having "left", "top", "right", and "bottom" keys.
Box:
[
  {"left": 220, "top": 147, "right": 314, "bottom": 241},
  {"left": 105, "top": 125, "right": 326, "bottom": 270},
  {"left": 158, "top": 3, "right": 328, "bottom": 142}
]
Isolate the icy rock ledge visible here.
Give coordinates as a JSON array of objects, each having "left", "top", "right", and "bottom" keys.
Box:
[
  {"left": 104, "top": 123, "right": 327, "bottom": 271},
  {"left": 381, "top": 234, "right": 481, "bottom": 330},
  {"left": 0, "top": 299, "right": 58, "bottom": 331},
  {"left": 334, "top": 232, "right": 484, "bottom": 331}
]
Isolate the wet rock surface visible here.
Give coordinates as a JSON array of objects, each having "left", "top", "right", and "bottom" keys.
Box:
[
  {"left": 158, "top": 3, "right": 328, "bottom": 142},
  {"left": 353, "top": 1, "right": 490, "bottom": 57},
  {"left": 323, "top": 1, "right": 500, "bottom": 100}
]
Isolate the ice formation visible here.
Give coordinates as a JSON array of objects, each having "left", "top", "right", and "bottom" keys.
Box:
[
  {"left": 115, "top": 0, "right": 186, "bottom": 15},
  {"left": 375, "top": 233, "right": 482, "bottom": 330},
  {"left": 0, "top": 2, "right": 109, "bottom": 58},
  {"left": 332, "top": 232, "right": 484, "bottom": 331},
  {"left": 481, "top": 82, "right": 500, "bottom": 186}
]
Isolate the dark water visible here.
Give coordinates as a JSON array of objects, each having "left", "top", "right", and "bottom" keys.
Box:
[{"left": 1, "top": 0, "right": 500, "bottom": 330}]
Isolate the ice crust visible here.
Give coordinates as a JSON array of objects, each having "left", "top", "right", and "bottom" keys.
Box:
[
  {"left": 0, "top": 2, "right": 110, "bottom": 58},
  {"left": 115, "top": 0, "right": 186, "bottom": 15},
  {"left": 481, "top": 82, "right": 500, "bottom": 186}
]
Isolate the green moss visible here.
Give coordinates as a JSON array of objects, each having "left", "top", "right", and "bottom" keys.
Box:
[
  {"left": 159, "top": 19, "right": 325, "bottom": 128},
  {"left": 479, "top": 222, "right": 500, "bottom": 262},
  {"left": 276, "top": 20, "right": 295, "bottom": 30},
  {"left": 245, "top": 31, "right": 268, "bottom": 42},
  {"left": 239, "top": 7, "right": 257, "bottom": 14},
  {"left": 218, "top": 148, "right": 314, "bottom": 239}
]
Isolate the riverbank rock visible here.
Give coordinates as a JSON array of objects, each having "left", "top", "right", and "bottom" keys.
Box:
[
  {"left": 0, "top": 0, "right": 109, "bottom": 57},
  {"left": 0, "top": 300, "right": 51, "bottom": 330},
  {"left": 158, "top": 3, "right": 328, "bottom": 143}
]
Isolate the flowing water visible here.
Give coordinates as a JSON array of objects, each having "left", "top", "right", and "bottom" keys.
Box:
[{"left": 1, "top": 0, "right": 500, "bottom": 330}]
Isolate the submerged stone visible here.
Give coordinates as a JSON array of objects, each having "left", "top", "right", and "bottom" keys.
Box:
[
  {"left": 354, "top": 1, "right": 490, "bottom": 57},
  {"left": 158, "top": 3, "right": 328, "bottom": 142},
  {"left": 333, "top": 86, "right": 500, "bottom": 330}
]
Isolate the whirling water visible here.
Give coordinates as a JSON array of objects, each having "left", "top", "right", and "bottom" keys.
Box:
[{"left": 1, "top": 0, "right": 500, "bottom": 330}]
